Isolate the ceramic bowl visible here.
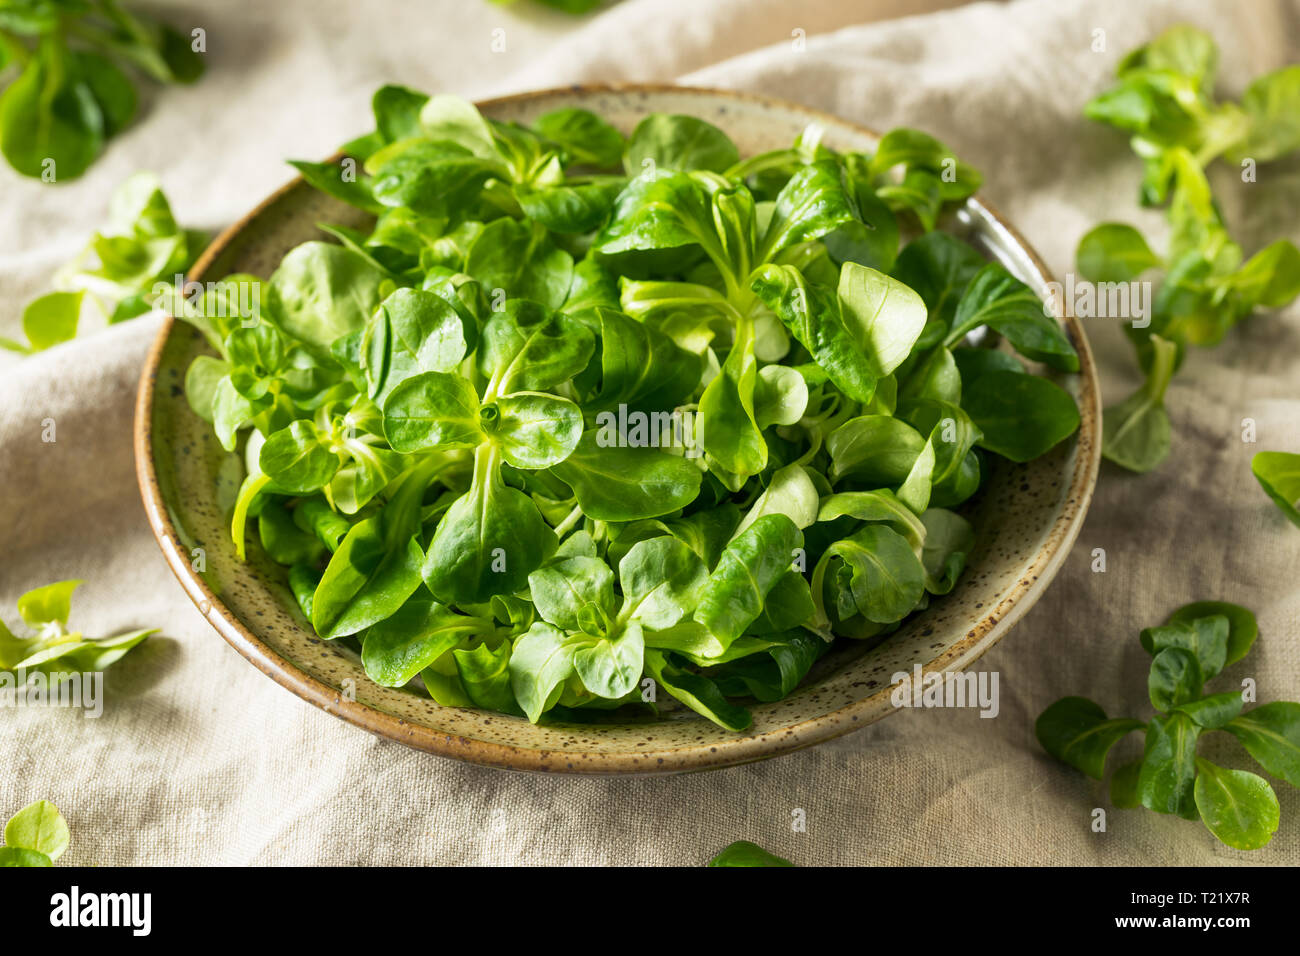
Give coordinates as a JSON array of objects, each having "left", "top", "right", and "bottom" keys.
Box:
[{"left": 135, "top": 84, "right": 1101, "bottom": 774}]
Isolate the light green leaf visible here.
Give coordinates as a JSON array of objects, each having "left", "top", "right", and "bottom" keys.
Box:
[
  {"left": 1193, "top": 759, "right": 1279, "bottom": 850},
  {"left": 509, "top": 622, "right": 583, "bottom": 723},
  {"left": 837, "top": 262, "right": 928, "bottom": 378},
  {"left": 574, "top": 620, "right": 644, "bottom": 699},
  {"left": 1252, "top": 451, "right": 1300, "bottom": 529},
  {"left": 21, "top": 291, "right": 84, "bottom": 352},
  {"left": 491, "top": 392, "right": 583, "bottom": 470},
  {"left": 382, "top": 371, "right": 483, "bottom": 453},
  {"left": 1076, "top": 223, "right": 1160, "bottom": 282},
  {"left": 4, "top": 800, "right": 69, "bottom": 862},
  {"left": 618, "top": 536, "right": 708, "bottom": 630},
  {"left": 17, "top": 580, "right": 80, "bottom": 631}
]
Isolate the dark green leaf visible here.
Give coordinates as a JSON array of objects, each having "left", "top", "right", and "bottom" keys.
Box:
[
  {"left": 624, "top": 113, "right": 738, "bottom": 174},
  {"left": 698, "top": 315, "right": 765, "bottom": 479},
  {"left": 892, "top": 231, "right": 986, "bottom": 332},
  {"left": 423, "top": 447, "right": 555, "bottom": 605},
  {"left": 868, "top": 127, "right": 981, "bottom": 200},
  {"left": 1165, "top": 601, "right": 1258, "bottom": 666},
  {"left": 289, "top": 158, "right": 383, "bottom": 213},
  {"left": 534, "top": 107, "right": 625, "bottom": 167},
  {"left": 1148, "top": 647, "right": 1204, "bottom": 712},
  {"left": 367, "top": 138, "right": 498, "bottom": 217},
  {"left": 1110, "top": 759, "right": 1143, "bottom": 808},
  {"left": 0, "top": 37, "right": 103, "bottom": 180},
  {"left": 586, "top": 306, "right": 704, "bottom": 415},
  {"left": 478, "top": 299, "right": 594, "bottom": 393},
  {"left": 1140, "top": 614, "right": 1228, "bottom": 680},
  {"left": 312, "top": 529, "right": 423, "bottom": 641},
  {"left": 549, "top": 431, "right": 703, "bottom": 521},
  {"left": 1225, "top": 702, "right": 1300, "bottom": 787},
  {"left": 947, "top": 263, "right": 1079, "bottom": 372},
  {"left": 758, "top": 160, "right": 861, "bottom": 262},
  {"left": 514, "top": 178, "right": 623, "bottom": 234},
  {"left": 644, "top": 648, "right": 751, "bottom": 731},
  {"left": 1035, "top": 696, "right": 1144, "bottom": 779},
  {"left": 311, "top": 463, "right": 430, "bottom": 639},
  {"left": 708, "top": 627, "right": 824, "bottom": 701},
  {"left": 827, "top": 414, "right": 926, "bottom": 484},
  {"left": 71, "top": 50, "right": 135, "bottom": 136},
  {"left": 960, "top": 370, "right": 1079, "bottom": 463},
  {"left": 372, "top": 84, "right": 430, "bottom": 143},
  {"left": 1174, "top": 691, "right": 1244, "bottom": 730},
  {"left": 361, "top": 593, "right": 479, "bottom": 686},
  {"left": 465, "top": 218, "right": 574, "bottom": 310},
  {"left": 1138, "top": 712, "right": 1201, "bottom": 819},
  {"left": 751, "top": 264, "right": 877, "bottom": 403}
]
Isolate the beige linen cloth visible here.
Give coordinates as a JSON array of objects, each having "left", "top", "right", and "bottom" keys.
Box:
[{"left": 2, "top": 0, "right": 1298, "bottom": 866}]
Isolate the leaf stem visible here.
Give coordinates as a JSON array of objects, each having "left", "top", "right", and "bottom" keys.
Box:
[{"left": 552, "top": 503, "right": 584, "bottom": 538}]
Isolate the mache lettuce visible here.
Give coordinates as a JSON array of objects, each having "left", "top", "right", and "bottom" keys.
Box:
[{"left": 173, "top": 87, "right": 1081, "bottom": 730}]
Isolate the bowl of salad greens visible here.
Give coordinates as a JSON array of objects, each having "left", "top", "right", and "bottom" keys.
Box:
[{"left": 135, "top": 84, "right": 1100, "bottom": 773}]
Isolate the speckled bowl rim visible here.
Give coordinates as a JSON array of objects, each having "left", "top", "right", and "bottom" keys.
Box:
[{"left": 134, "top": 83, "right": 1102, "bottom": 774}]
